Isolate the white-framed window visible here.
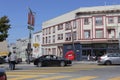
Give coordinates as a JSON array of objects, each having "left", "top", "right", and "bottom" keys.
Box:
[
  {"left": 48, "top": 36, "right": 51, "bottom": 43},
  {"left": 52, "top": 48, "right": 56, "bottom": 55},
  {"left": 108, "top": 29, "right": 115, "bottom": 38},
  {"left": 49, "top": 27, "right": 51, "bottom": 34},
  {"left": 95, "top": 29, "right": 103, "bottom": 38},
  {"left": 53, "top": 35, "right": 55, "bottom": 43},
  {"left": 108, "top": 17, "right": 114, "bottom": 24},
  {"left": 65, "top": 22, "right": 71, "bottom": 30},
  {"left": 35, "top": 35, "right": 40, "bottom": 42},
  {"left": 53, "top": 26, "right": 55, "bottom": 33},
  {"left": 65, "top": 32, "right": 71, "bottom": 41},
  {"left": 84, "top": 18, "right": 89, "bottom": 25},
  {"left": 84, "top": 30, "right": 90, "bottom": 39},
  {"left": 73, "top": 31, "right": 76, "bottom": 40},
  {"left": 73, "top": 20, "right": 77, "bottom": 29},
  {"left": 58, "top": 34, "right": 63, "bottom": 40},
  {"left": 95, "top": 17, "right": 103, "bottom": 26},
  {"left": 118, "top": 16, "right": 120, "bottom": 23},
  {"left": 42, "top": 37, "right": 44, "bottom": 44},
  {"left": 58, "top": 24, "right": 63, "bottom": 30}
]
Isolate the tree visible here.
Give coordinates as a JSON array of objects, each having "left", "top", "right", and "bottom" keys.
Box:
[{"left": 0, "top": 16, "right": 11, "bottom": 41}]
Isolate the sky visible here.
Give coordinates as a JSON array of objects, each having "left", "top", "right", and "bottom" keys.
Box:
[{"left": 0, "top": 0, "right": 120, "bottom": 43}]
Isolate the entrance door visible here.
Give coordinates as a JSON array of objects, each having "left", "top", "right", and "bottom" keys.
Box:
[{"left": 82, "top": 49, "right": 91, "bottom": 60}]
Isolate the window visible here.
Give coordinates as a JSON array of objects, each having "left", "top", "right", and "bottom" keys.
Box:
[
  {"left": 48, "top": 36, "right": 51, "bottom": 43},
  {"left": 58, "top": 24, "right": 63, "bottom": 30},
  {"left": 65, "top": 22, "right": 71, "bottom": 30},
  {"left": 73, "top": 20, "right": 77, "bottom": 29},
  {"left": 95, "top": 29, "right": 103, "bottom": 38},
  {"left": 108, "top": 17, "right": 114, "bottom": 24},
  {"left": 49, "top": 27, "right": 51, "bottom": 34},
  {"left": 46, "top": 37, "right": 47, "bottom": 43},
  {"left": 43, "top": 37, "right": 44, "bottom": 44},
  {"left": 53, "top": 26, "right": 55, "bottom": 33},
  {"left": 35, "top": 35, "right": 40, "bottom": 42},
  {"left": 53, "top": 35, "right": 55, "bottom": 43},
  {"left": 118, "top": 16, "right": 120, "bottom": 23},
  {"left": 95, "top": 17, "right": 103, "bottom": 26},
  {"left": 84, "top": 30, "right": 90, "bottom": 39},
  {"left": 43, "top": 29, "right": 45, "bottom": 35},
  {"left": 73, "top": 31, "right": 76, "bottom": 40},
  {"left": 52, "top": 48, "right": 56, "bottom": 55},
  {"left": 107, "top": 29, "right": 115, "bottom": 38},
  {"left": 65, "top": 32, "right": 71, "bottom": 41},
  {"left": 58, "top": 34, "right": 63, "bottom": 40},
  {"left": 84, "top": 18, "right": 89, "bottom": 25}
]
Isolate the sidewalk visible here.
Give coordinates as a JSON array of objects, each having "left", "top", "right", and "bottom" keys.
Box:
[{"left": 72, "top": 61, "right": 97, "bottom": 64}]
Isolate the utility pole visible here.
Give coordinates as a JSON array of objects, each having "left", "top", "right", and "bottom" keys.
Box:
[{"left": 26, "top": 8, "right": 35, "bottom": 64}]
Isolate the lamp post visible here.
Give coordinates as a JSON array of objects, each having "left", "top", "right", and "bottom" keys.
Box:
[{"left": 26, "top": 8, "right": 35, "bottom": 64}]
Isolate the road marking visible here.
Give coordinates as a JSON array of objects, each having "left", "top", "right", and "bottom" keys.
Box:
[
  {"left": 109, "top": 77, "right": 120, "bottom": 80},
  {"left": 6, "top": 72, "right": 55, "bottom": 75},
  {"left": 36, "top": 76, "right": 70, "bottom": 80},
  {"left": 8, "top": 75, "right": 39, "bottom": 80},
  {"left": 71, "top": 76, "right": 98, "bottom": 80}
]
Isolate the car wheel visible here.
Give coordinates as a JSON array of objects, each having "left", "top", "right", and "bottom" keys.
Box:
[
  {"left": 60, "top": 61, "right": 65, "bottom": 67},
  {"left": 37, "top": 62, "right": 42, "bottom": 67},
  {"left": 105, "top": 61, "right": 111, "bottom": 65}
]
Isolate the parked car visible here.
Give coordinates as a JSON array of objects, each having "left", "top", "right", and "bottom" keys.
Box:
[
  {"left": 97, "top": 53, "right": 120, "bottom": 65},
  {"left": 16, "top": 58, "right": 22, "bottom": 64},
  {"left": 0, "top": 68, "right": 7, "bottom": 80},
  {"left": 0, "top": 57, "right": 5, "bottom": 64},
  {"left": 34, "top": 55, "right": 72, "bottom": 67}
]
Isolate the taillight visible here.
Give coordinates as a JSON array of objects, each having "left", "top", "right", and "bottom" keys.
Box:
[
  {"left": 98, "top": 57, "right": 101, "bottom": 61},
  {"left": 0, "top": 75, "right": 6, "bottom": 80}
]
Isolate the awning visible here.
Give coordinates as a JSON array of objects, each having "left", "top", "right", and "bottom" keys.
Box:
[{"left": 0, "top": 52, "right": 8, "bottom": 56}]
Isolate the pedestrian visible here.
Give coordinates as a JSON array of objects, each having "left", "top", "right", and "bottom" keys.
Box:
[
  {"left": 8, "top": 51, "right": 17, "bottom": 70},
  {"left": 87, "top": 54, "right": 90, "bottom": 61},
  {"left": 7, "top": 52, "right": 12, "bottom": 69}
]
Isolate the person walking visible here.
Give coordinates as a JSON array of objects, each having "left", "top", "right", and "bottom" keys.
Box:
[
  {"left": 8, "top": 51, "right": 17, "bottom": 70},
  {"left": 7, "top": 52, "right": 11, "bottom": 69}
]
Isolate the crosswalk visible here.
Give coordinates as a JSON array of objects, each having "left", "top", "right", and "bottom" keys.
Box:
[{"left": 6, "top": 68, "right": 120, "bottom": 80}]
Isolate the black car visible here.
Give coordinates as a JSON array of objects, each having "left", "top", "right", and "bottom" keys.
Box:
[
  {"left": 0, "top": 68, "right": 7, "bottom": 80},
  {"left": 0, "top": 57, "right": 5, "bottom": 64},
  {"left": 34, "top": 55, "right": 72, "bottom": 67}
]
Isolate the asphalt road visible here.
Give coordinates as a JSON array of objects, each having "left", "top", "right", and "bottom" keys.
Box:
[{"left": 1, "top": 62, "right": 120, "bottom": 80}]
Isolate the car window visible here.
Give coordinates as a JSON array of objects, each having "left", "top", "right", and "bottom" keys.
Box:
[
  {"left": 108, "top": 53, "right": 118, "bottom": 57},
  {"left": 45, "top": 56, "right": 51, "bottom": 59}
]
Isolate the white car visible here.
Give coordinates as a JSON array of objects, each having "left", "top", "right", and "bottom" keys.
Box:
[{"left": 98, "top": 53, "right": 120, "bottom": 65}]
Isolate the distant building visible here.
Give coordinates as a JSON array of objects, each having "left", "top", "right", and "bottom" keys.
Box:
[
  {"left": 15, "top": 38, "right": 29, "bottom": 61},
  {"left": 32, "top": 31, "right": 42, "bottom": 58},
  {"left": 0, "top": 40, "right": 9, "bottom": 56},
  {"left": 42, "top": 5, "right": 120, "bottom": 61}
]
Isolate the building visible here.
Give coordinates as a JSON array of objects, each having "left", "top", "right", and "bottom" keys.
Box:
[
  {"left": 32, "top": 30, "right": 42, "bottom": 58},
  {"left": 0, "top": 40, "right": 9, "bottom": 56},
  {"left": 15, "top": 38, "right": 29, "bottom": 61},
  {"left": 42, "top": 5, "right": 120, "bottom": 61}
]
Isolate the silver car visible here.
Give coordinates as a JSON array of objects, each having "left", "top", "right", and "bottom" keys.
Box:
[{"left": 97, "top": 53, "right": 120, "bottom": 65}]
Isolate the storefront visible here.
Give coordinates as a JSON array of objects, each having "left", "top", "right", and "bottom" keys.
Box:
[{"left": 63, "top": 43, "right": 119, "bottom": 61}]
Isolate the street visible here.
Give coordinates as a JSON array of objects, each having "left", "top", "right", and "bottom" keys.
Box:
[{"left": 1, "top": 62, "right": 120, "bottom": 80}]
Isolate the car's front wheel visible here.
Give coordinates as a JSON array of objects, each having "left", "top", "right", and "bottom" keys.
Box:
[
  {"left": 105, "top": 61, "right": 111, "bottom": 65},
  {"left": 60, "top": 61, "right": 65, "bottom": 67},
  {"left": 37, "top": 62, "right": 42, "bottom": 67}
]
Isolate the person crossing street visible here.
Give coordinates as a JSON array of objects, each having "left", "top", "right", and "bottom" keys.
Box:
[{"left": 8, "top": 51, "right": 17, "bottom": 70}]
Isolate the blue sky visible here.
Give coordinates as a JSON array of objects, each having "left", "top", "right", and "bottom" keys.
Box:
[{"left": 0, "top": 0, "right": 120, "bottom": 43}]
